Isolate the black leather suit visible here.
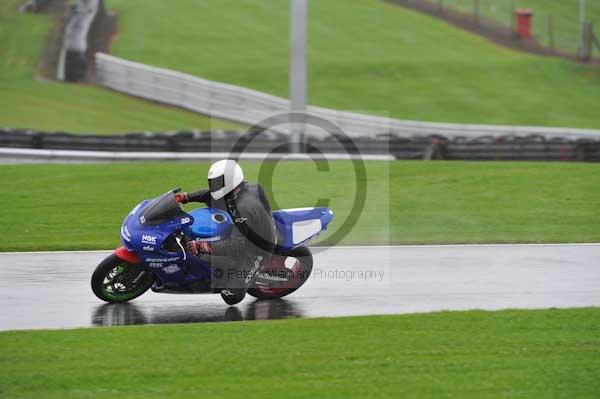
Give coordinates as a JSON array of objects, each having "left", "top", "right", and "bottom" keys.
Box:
[{"left": 187, "top": 182, "right": 276, "bottom": 290}]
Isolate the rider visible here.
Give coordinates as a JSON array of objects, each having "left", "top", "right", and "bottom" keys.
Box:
[{"left": 175, "top": 159, "right": 277, "bottom": 305}]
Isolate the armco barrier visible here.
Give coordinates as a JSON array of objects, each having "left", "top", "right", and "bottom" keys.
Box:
[
  {"left": 0, "top": 148, "right": 393, "bottom": 163},
  {"left": 60, "top": 0, "right": 105, "bottom": 82},
  {"left": 95, "top": 53, "right": 600, "bottom": 141},
  {"left": 1, "top": 129, "right": 599, "bottom": 162}
]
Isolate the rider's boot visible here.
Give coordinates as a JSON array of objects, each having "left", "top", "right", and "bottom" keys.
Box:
[
  {"left": 218, "top": 254, "right": 265, "bottom": 305},
  {"left": 220, "top": 288, "right": 246, "bottom": 305}
]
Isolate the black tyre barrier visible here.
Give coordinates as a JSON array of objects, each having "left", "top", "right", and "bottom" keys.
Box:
[
  {"left": 1, "top": 129, "right": 599, "bottom": 162},
  {"left": 443, "top": 135, "right": 596, "bottom": 162}
]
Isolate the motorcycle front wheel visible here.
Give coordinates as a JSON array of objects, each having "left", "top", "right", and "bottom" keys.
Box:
[{"left": 91, "top": 254, "right": 154, "bottom": 303}]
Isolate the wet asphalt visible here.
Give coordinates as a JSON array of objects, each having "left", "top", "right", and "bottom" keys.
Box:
[{"left": 0, "top": 244, "right": 599, "bottom": 331}]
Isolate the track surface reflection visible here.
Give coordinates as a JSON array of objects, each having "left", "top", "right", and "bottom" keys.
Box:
[{"left": 1, "top": 245, "right": 599, "bottom": 331}]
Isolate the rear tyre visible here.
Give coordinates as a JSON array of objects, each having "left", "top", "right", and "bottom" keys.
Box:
[
  {"left": 91, "top": 254, "right": 154, "bottom": 303},
  {"left": 247, "top": 246, "right": 313, "bottom": 300}
]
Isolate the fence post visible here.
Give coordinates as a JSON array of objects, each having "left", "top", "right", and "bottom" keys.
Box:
[
  {"left": 579, "top": 0, "right": 586, "bottom": 60},
  {"left": 582, "top": 22, "right": 592, "bottom": 61},
  {"left": 548, "top": 15, "right": 554, "bottom": 50},
  {"left": 474, "top": 0, "right": 480, "bottom": 24},
  {"left": 509, "top": 0, "right": 515, "bottom": 33},
  {"left": 591, "top": 23, "right": 600, "bottom": 56},
  {"left": 438, "top": 0, "right": 443, "bottom": 12}
]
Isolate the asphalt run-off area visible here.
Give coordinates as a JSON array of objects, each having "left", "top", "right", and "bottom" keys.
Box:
[{"left": 1, "top": 244, "right": 599, "bottom": 331}]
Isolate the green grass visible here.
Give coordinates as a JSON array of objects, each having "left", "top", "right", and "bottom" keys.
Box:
[
  {"left": 105, "top": 0, "right": 600, "bottom": 129},
  {"left": 1, "top": 308, "right": 599, "bottom": 398},
  {"left": 442, "top": 0, "right": 600, "bottom": 53},
  {"left": 0, "top": 0, "right": 240, "bottom": 133},
  {"left": 0, "top": 161, "right": 599, "bottom": 252}
]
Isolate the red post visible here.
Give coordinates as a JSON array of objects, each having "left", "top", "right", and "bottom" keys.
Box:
[{"left": 515, "top": 8, "right": 533, "bottom": 39}]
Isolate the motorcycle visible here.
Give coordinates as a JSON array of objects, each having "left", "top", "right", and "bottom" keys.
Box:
[{"left": 91, "top": 189, "right": 333, "bottom": 304}]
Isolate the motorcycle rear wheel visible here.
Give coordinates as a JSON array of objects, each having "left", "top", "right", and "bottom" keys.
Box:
[
  {"left": 91, "top": 254, "right": 154, "bottom": 303},
  {"left": 247, "top": 246, "right": 313, "bottom": 300}
]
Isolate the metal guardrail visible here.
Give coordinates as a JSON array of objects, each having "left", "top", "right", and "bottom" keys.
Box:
[
  {"left": 95, "top": 53, "right": 600, "bottom": 141},
  {"left": 1, "top": 129, "right": 599, "bottom": 162},
  {"left": 0, "top": 148, "right": 394, "bottom": 163}
]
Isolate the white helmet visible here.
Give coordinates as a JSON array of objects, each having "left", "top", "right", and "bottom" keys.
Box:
[{"left": 207, "top": 159, "right": 244, "bottom": 200}]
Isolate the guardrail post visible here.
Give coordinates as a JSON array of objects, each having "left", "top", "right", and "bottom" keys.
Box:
[
  {"left": 548, "top": 15, "right": 555, "bottom": 50},
  {"left": 582, "top": 22, "right": 593, "bottom": 61},
  {"left": 590, "top": 23, "right": 600, "bottom": 58},
  {"left": 579, "top": 0, "right": 586, "bottom": 60},
  {"left": 510, "top": 0, "right": 515, "bottom": 33}
]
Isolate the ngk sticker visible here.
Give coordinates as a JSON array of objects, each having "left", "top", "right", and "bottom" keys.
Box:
[{"left": 141, "top": 234, "right": 157, "bottom": 245}]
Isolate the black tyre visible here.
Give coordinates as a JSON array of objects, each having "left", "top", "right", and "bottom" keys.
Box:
[
  {"left": 91, "top": 254, "right": 154, "bottom": 303},
  {"left": 248, "top": 246, "right": 313, "bottom": 300}
]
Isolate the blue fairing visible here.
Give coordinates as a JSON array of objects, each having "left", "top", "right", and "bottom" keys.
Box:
[
  {"left": 273, "top": 207, "right": 333, "bottom": 251},
  {"left": 120, "top": 199, "right": 206, "bottom": 284},
  {"left": 119, "top": 191, "right": 333, "bottom": 293},
  {"left": 188, "top": 208, "right": 233, "bottom": 241},
  {"left": 185, "top": 207, "right": 333, "bottom": 250},
  {"left": 120, "top": 200, "right": 194, "bottom": 255}
]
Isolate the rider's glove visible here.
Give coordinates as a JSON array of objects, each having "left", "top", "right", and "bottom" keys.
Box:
[
  {"left": 186, "top": 240, "right": 212, "bottom": 255},
  {"left": 198, "top": 241, "right": 212, "bottom": 254},
  {"left": 175, "top": 192, "right": 189, "bottom": 204}
]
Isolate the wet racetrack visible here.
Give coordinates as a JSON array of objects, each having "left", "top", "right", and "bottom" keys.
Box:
[{"left": 1, "top": 245, "right": 599, "bottom": 331}]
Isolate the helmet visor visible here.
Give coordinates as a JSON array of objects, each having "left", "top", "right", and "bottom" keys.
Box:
[{"left": 209, "top": 175, "right": 225, "bottom": 193}]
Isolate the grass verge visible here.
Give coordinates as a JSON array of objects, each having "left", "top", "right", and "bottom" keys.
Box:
[
  {"left": 0, "top": 0, "right": 240, "bottom": 133},
  {"left": 0, "top": 161, "right": 599, "bottom": 251},
  {"left": 1, "top": 308, "right": 599, "bottom": 398},
  {"left": 105, "top": 0, "right": 600, "bottom": 129}
]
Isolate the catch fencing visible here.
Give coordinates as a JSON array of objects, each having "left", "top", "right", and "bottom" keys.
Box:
[
  {"left": 395, "top": 0, "right": 599, "bottom": 60},
  {"left": 95, "top": 53, "right": 600, "bottom": 141}
]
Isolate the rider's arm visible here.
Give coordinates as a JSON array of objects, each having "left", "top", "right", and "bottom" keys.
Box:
[
  {"left": 187, "top": 188, "right": 211, "bottom": 203},
  {"left": 176, "top": 188, "right": 210, "bottom": 204}
]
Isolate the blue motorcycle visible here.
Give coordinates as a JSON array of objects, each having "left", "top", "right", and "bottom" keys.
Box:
[{"left": 91, "top": 189, "right": 333, "bottom": 304}]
